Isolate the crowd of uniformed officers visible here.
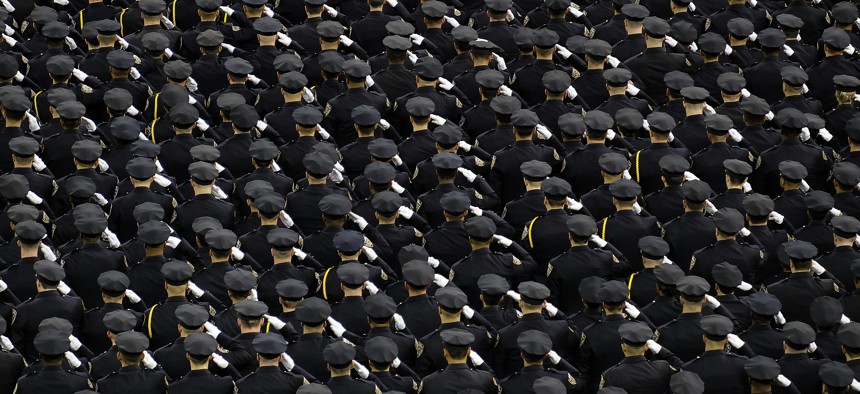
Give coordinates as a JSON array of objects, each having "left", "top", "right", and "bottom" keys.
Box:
[{"left": 4, "top": 0, "right": 860, "bottom": 392}]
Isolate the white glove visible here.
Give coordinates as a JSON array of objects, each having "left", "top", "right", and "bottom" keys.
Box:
[
  {"left": 782, "top": 44, "right": 795, "bottom": 57},
  {"left": 704, "top": 104, "right": 716, "bottom": 115},
  {"left": 329, "top": 168, "right": 344, "bottom": 183},
  {"left": 646, "top": 339, "right": 662, "bottom": 353},
  {"left": 705, "top": 200, "right": 717, "bottom": 214},
  {"left": 664, "top": 36, "right": 678, "bottom": 47},
  {"left": 545, "top": 303, "right": 559, "bottom": 316},
  {"left": 221, "top": 43, "right": 235, "bottom": 53},
  {"left": 536, "top": 124, "right": 552, "bottom": 140},
  {"left": 547, "top": 350, "right": 561, "bottom": 364},
  {"left": 339, "top": 35, "right": 354, "bottom": 46},
  {"left": 468, "top": 205, "right": 482, "bottom": 216},
  {"left": 802, "top": 84, "right": 810, "bottom": 94},
  {"left": 456, "top": 141, "right": 472, "bottom": 153},
  {"left": 353, "top": 360, "right": 370, "bottom": 378},
  {"left": 668, "top": 132, "right": 675, "bottom": 142},
  {"left": 818, "top": 128, "right": 833, "bottom": 141},
  {"left": 0, "top": 335, "right": 13, "bottom": 351},
  {"left": 624, "top": 302, "right": 640, "bottom": 318},
  {"left": 727, "top": 333, "right": 746, "bottom": 348},
  {"left": 218, "top": 5, "right": 234, "bottom": 15},
  {"left": 568, "top": 4, "right": 583, "bottom": 17},
  {"left": 335, "top": 162, "right": 345, "bottom": 173},
  {"left": 493, "top": 53, "right": 507, "bottom": 71},
  {"left": 433, "top": 274, "right": 449, "bottom": 287},
  {"left": 390, "top": 155, "right": 403, "bottom": 167},
  {"left": 348, "top": 212, "right": 369, "bottom": 230},
  {"left": 204, "top": 322, "right": 222, "bottom": 339},
  {"left": 186, "top": 77, "right": 199, "bottom": 92},
  {"left": 211, "top": 354, "right": 229, "bottom": 368},
  {"left": 281, "top": 353, "right": 295, "bottom": 370},
  {"left": 161, "top": 15, "right": 175, "bottom": 30},
  {"left": 607, "top": 55, "right": 621, "bottom": 68},
  {"left": 409, "top": 33, "right": 425, "bottom": 46},
  {"left": 798, "top": 179, "right": 811, "bottom": 193},
  {"left": 292, "top": 247, "right": 307, "bottom": 260},
  {"left": 160, "top": 236, "right": 179, "bottom": 250},
  {"left": 633, "top": 202, "right": 643, "bottom": 214},
  {"left": 437, "top": 77, "right": 454, "bottom": 91},
  {"left": 444, "top": 16, "right": 460, "bottom": 27},
  {"left": 775, "top": 311, "right": 786, "bottom": 325},
  {"left": 230, "top": 246, "right": 245, "bottom": 261},
  {"left": 566, "top": 197, "right": 583, "bottom": 211},
  {"left": 566, "top": 86, "right": 578, "bottom": 99},
  {"left": 125, "top": 105, "right": 141, "bottom": 116},
  {"left": 776, "top": 375, "right": 792, "bottom": 388},
  {"left": 65, "top": 351, "right": 81, "bottom": 368},
  {"left": 317, "top": 126, "right": 331, "bottom": 140},
  {"left": 848, "top": 45, "right": 857, "bottom": 56},
  {"left": 626, "top": 82, "right": 640, "bottom": 96},
  {"left": 69, "top": 335, "right": 82, "bottom": 351},
  {"left": 64, "top": 36, "right": 77, "bottom": 50},
  {"left": 808, "top": 341, "right": 818, "bottom": 353},
  {"left": 188, "top": 281, "right": 205, "bottom": 298},
  {"left": 811, "top": 259, "right": 826, "bottom": 275},
  {"left": 277, "top": 211, "right": 295, "bottom": 228},
  {"left": 362, "top": 246, "right": 378, "bottom": 261},
  {"left": 739, "top": 227, "right": 751, "bottom": 237},
  {"left": 302, "top": 87, "right": 315, "bottom": 103},
  {"left": 142, "top": 351, "right": 157, "bottom": 369},
  {"left": 117, "top": 36, "right": 129, "bottom": 50},
  {"left": 119, "top": 287, "right": 142, "bottom": 304},
  {"left": 390, "top": 180, "right": 405, "bottom": 195},
  {"left": 364, "top": 280, "right": 379, "bottom": 294},
  {"left": 684, "top": 171, "right": 699, "bottom": 181},
  {"left": 499, "top": 85, "right": 512, "bottom": 96},
  {"left": 3, "top": 34, "right": 18, "bottom": 47},
  {"left": 768, "top": 211, "right": 785, "bottom": 224},
  {"left": 606, "top": 129, "right": 617, "bottom": 141},
  {"left": 662, "top": 256, "right": 674, "bottom": 265},
  {"left": 93, "top": 159, "right": 109, "bottom": 174},
  {"left": 590, "top": 234, "right": 608, "bottom": 248},
  {"left": 430, "top": 114, "right": 447, "bottom": 125},
  {"left": 151, "top": 174, "right": 173, "bottom": 189},
  {"left": 193, "top": 118, "right": 210, "bottom": 132},
  {"left": 831, "top": 207, "right": 844, "bottom": 217},
  {"left": 468, "top": 350, "right": 484, "bottom": 366},
  {"left": 92, "top": 192, "right": 109, "bottom": 207},
  {"left": 688, "top": 2, "right": 696, "bottom": 10},
  {"left": 397, "top": 206, "right": 414, "bottom": 219},
  {"left": 263, "top": 314, "right": 287, "bottom": 330},
  {"left": 724, "top": 44, "right": 733, "bottom": 55},
  {"left": 263, "top": 5, "right": 274, "bottom": 16},
  {"left": 843, "top": 315, "right": 852, "bottom": 324},
  {"left": 462, "top": 305, "right": 475, "bottom": 319},
  {"left": 327, "top": 317, "right": 346, "bottom": 337},
  {"left": 82, "top": 116, "right": 96, "bottom": 132},
  {"left": 458, "top": 167, "right": 478, "bottom": 183},
  {"left": 393, "top": 313, "right": 406, "bottom": 330},
  {"left": 742, "top": 182, "right": 752, "bottom": 193},
  {"left": 748, "top": 32, "right": 757, "bottom": 41},
  {"left": 0, "top": 279, "right": 6, "bottom": 293},
  {"left": 555, "top": 44, "right": 572, "bottom": 59},
  {"left": 505, "top": 9, "right": 514, "bottom": 21},
  {"left": 32, "top": 154, "right": 46, "bottom": 171},
  {"left": 739, "top": 88, "right": 751, "bottom": 98},
  {"left": 324, "top": 4, "right": 338, "bottom": 17},
  {"left": 0, "top": 0, "right": 12, "bottom": 12},
  {"left": 506, "top": 290, "right": 522, "bottom": 302},
  {"left": 728, "top": 128, "right": 743, "bottom": 142},
  {"left": 247, "top": 74, "right": 261, "bottom": 85},
  {"left": 800, "top": 127, "right": 811, "bottom": 142},
  {"left": 622, "top": 169, "right": 631, "bottom": 180},
  {"left": 72, "top": 68, "right": 88, "bottom": 82},
  {"left": 738, "top": 281, "right": 753, "bottom": 291},
  {"left": 852, "top": 380, "right": 860, "bottom": 392},
  {"left": 705, "top": 295, "right": 721, "bottom": 309},
  {"left": 41, "top": 244, "right": 57, "bottom": 262}
]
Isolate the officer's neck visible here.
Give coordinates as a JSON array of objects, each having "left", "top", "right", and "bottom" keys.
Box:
[
  {"left": 440, "top": 311, "right": 462, "bottom": 324},
  {"left": 585, "top": 137, "right": 605, "bottom": 145},
  {"left": 142, "top": 14, "right": 161, "bottom": 27},
  {"left": 684, "top": 104, "right": 704, "bottom": 117},
  {"left": 144, "top": 245, "right": 165, "bottom": 257},
  {"left": 681, "top": 301, "right": 703, "bottom": 314},
  {"left": 602, "top": 174, "right": 622, "bottom": 185},
  {"left": 835, "top": 236, "right": 854, "bottom": 248},
  {"left": 641, "top": 257, "right": 661, "bottom": 268},
  {"left": 193, "top": 184, "right": 213, "bottom": 196},
  {"left": 704, "top": 339, "right": 727, "bottom": 351}
]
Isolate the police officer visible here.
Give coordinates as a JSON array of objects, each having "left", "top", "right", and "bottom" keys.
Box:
[
  {"left": 13, "top": 330, "right": 93, "bottom": 392},
  {"left": 767, "top": 240, "right": 844, "bottom": 326},
  {"left": 599, "top": 321, "right": 681, "bottom": 392},
  {"left": 778, "top": 321, "right": 827, "bottom": 394},
  {"left": 167, "top": 333, "right": 237, "bottom": 394},
  {"left": 711, "top": 262, "right": 753, "bottom": 331},
  {"left": 499, "top": 330, "right": 583, "bottom": 393},
  {"left": 143, "top": 261, "right": 200, "bottom": 349},
  {"left": 738, "top": 292, "right": 785, "bottom": 359},
  {"left": 680, "top": 314, "right": 751, "bottom": 393},
  {"left": 690, "top": 208, "right": 763, "bottom": 286},
  {"left": 394, "top": 260, "right": 442, "bottom": 339},
  {"left": 87, "top": 311, "right": 145, "bottom": 381},
  {"left": 236, "top": 333, "right": 307, "bottom": 393},
  {"left": 576, "top": 280, "right": 635, "bottom": 393},
  {"left": 561, "top": 110, "right": 628, "bottom": 197},
  {"left": 596, "top": 179, "right": 660, "bottom": 268},
  {"left": 640, "top": 264, "right": 685, "bottom": 327},
  {"left": 418, "top": 329, "right": 500, "bottom": 394},
  {"left": 627, "top": 236, "right": 670, "bottom": 307},
  {"left": 642, "top": 155, "right": 689, "bottom": 223}
]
